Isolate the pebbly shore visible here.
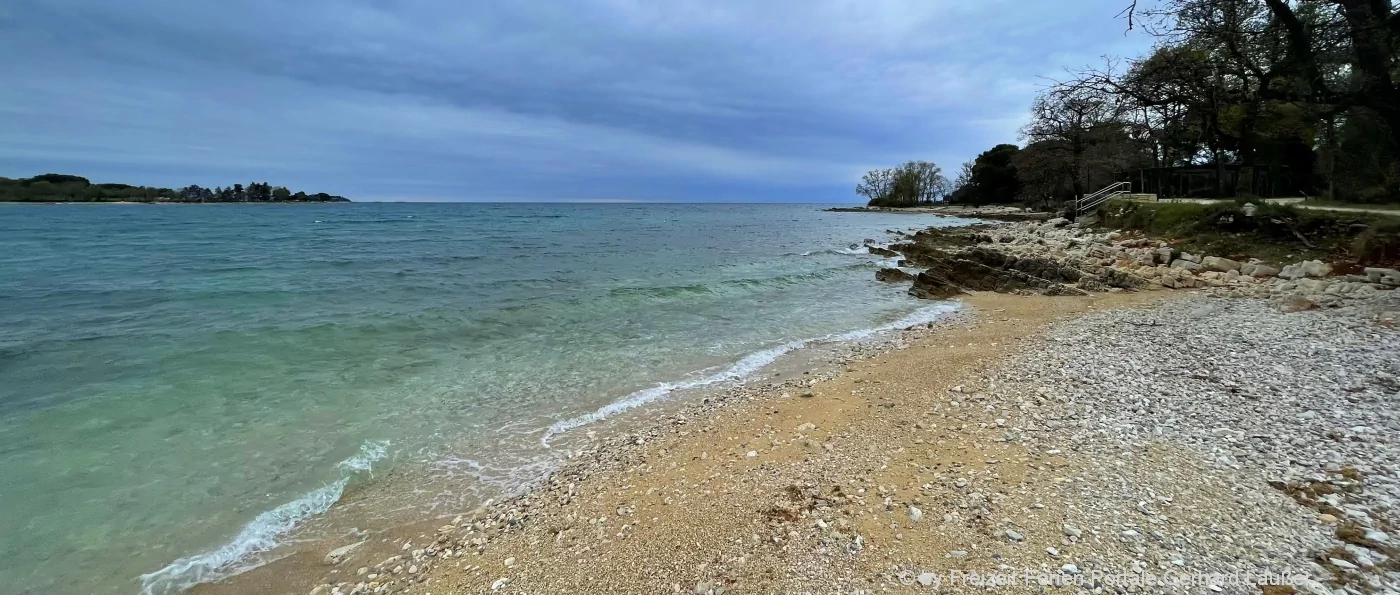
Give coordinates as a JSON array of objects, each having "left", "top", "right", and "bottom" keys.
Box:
[{"left": 202, "top": 219, "right": 1398, "bottom": 595}]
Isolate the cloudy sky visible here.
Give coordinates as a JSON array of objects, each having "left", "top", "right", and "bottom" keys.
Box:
[{"left": 0, "top": 0, "right": 1151, "bottom": 202}]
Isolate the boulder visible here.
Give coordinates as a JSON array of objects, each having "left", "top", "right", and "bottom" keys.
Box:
[
  {"left": 875, "top": 268, "right": 914, "bottom": 283},
  {"left": 1251, "top": 264, "right": 1281, "bottom": 277},
  {"left": 1170, "top": 259, "right": 1203, "bottom": 272},
  {"left": 1279, "top": 264, "right": 1307, "bottom": 280},
  {"left": 1180, "top": 252, "right": 1202, "bottom": 263},
  {"left": 1155, "top": 247, "right": 1177, "bottom": 265},
  {"left": 1046, "top": 217, "right": 1070, "bottom": 228},
  {"left": 1364, "top": 267, "right": 1400, "bottom": 286},
  {"left": 868, "top": 246, "right": 899, "bottom": 257},
  {"left": 908, "top": 270, "right": 965, "bottom": 300},
  {"left": 1239, "top": 263, "right": 1258, "bottom": 276},
  {"left": 1201, "top": 256, "right": 1242, "bottom": 272},
  {"left": 1300, "top": 260, "right": 1332, "bottom": 278}
]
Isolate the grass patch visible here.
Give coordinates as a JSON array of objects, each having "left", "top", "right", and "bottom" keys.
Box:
[{"left": 1096, "top": 199, "right": 1399, "bottom": 266}]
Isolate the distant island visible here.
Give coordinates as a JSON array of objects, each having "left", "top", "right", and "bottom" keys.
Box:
[{"left": 0, "top": 174, "right": 351, "bottom": 203}]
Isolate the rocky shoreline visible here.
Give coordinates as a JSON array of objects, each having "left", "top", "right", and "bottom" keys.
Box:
[
  {"left": 196, "top": 219, "right": 1398, "bottom": 595},
  {"left": 875, "top": 218, "right": 1399, "bottom": 314}
]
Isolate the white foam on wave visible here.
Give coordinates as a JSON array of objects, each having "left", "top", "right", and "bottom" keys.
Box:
[
  {"left": 540, "top": 301, "right": 961, "bottom": 447},
  {"left": 539, "top": 341, "right": 804, "bottom": 446},
  {"left": 137, "top": 440, "right": 390, "bottom": 595}
]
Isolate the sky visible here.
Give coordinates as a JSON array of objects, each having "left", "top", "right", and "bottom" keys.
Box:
[{"left": 0, "top": 1, "right": 1154, "bottom": 202}]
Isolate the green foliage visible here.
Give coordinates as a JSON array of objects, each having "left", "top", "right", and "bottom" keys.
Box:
[
  {"left": 0, "top": 174, "right": 350, "bottom": 203},
  {"left": 1097, "top": 199, "right": 1399, "bottom": 264},
  {"left": 948, "top": 144, "right": 1022, "bottom": 206}
]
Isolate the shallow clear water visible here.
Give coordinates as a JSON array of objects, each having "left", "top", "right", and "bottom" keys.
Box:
[{"left": 0, "top": 203, "right": 970, "bottom": 594}]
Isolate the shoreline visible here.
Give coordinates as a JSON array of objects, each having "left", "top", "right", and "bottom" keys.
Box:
[
  {"left": 186, "top": 289, "right": 1178, "bottom": 595},
  {"left": 180, "top": 217, "right": 1400, "bottom": 595}
]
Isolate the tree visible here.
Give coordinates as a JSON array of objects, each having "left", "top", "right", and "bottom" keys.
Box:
[
  {"left": 272, "top": 186, "right": 292, "bottom": 201},
  {"left": 856, "top": 161, "right": 950, "bottom": 207},
  {"left": 1021, "top": 81, "right": 1132, "bottom": 202},
  {"left": 948, "top": 145, "right": 1023, "bottom": 206}
]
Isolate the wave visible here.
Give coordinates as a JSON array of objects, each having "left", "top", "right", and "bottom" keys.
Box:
[
  {"left": 539, "top": 301, "right": 961, "bottom": 447},
  {"left": 137, "top": 441, "right": 390, "bottom": 595}
]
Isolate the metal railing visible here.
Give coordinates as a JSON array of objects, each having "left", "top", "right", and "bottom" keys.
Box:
[{"left": 1075, "top": 182, "right": 1132, "bottom": 217}]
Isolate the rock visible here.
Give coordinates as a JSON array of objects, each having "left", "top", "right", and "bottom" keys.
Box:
[
  {"left": 1062, "top": 524, "right": 1082, "bottom": 539},
  {"left": 1242, "top": 202, "right": 1258, "bottom": 216},
  {"left": 1301, "top": 260, "right": 1332, "bottom": 277},
  {"left": 1181, "top": 252, "right": 1202, "bottom": 263},
  {"left": 1240, "top": 262, "right": 1258, "bottom": 276},
  {"left": 1365, "top": 267, "right": 1400, "bottom": 286},
  {"left": 1046, "top": 547, "right": 1060, "bottom": 558},
  {"left": 1155, "top": 247, "right": 1177, "bottom": 265},
  {"left": 1047, "top": 217, "right": 1070, "bottom": 228},
  {"left": 1279, "top": 264, "right": 1307, "bottom": 280},
  {"left": 1328, "top": 557, "right": 1358, "bottom": 570},
  {"left": 491, "top": 578, "right": 511, "bottom": 591},
  {"left": 1171, "top": 259, "right": 1203, "bottom": 272},
  {"left": 324, "top": 541, "right": 365, "bottom": 566},
  {"left": 875, "top": 268, "right": 914, "bottom": 283},
  {"left": 908, "top": 506, "right": 923, "bottom": 522},
  {"left": 1003, "top": 529, "right": 1024, "bottom": 541},
  {"left": 1280, "top": 296, "right": 1318, "bottom": 313},
  {"left": 947, "top": 550, "right": 968, "bottom": 558},
  {"left": 868, "top": 246, "right": 899, "bottom": 257},
  {"left": 1061, "top": 563, "right": 1081, "bottom": 574},
  {"left": 1201, "top": 256, "right": 1242, "bottom": 272},
  {"left": 1320, "top": 514, "right": 1339, "bottom": 524},
  {"left": 1251, "top": 264, "right": 1281, "bottom": 277},
  {"left": 504, "top": 557, "right": 516, "bottom": 567},
  {"left": 908, "top": 270, "right": 965, "bottom": 300},
  {"left": 1364, "top": 530, "right": 1390, "bottom": 543},
  {"left": 1295, "top": 278, "right": 1330, "bottom": 293},
  {"left": 917, "top": 572, "right": 936, "bottom": 586}
]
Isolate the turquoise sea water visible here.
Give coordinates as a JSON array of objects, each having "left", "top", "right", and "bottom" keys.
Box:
[{"left": 0, "top": 203, "right": 969, "bottom": 594}]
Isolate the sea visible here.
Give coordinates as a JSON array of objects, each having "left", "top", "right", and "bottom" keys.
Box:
[{"left": 0, "top": 202, "right": 973, "bottom": 595}]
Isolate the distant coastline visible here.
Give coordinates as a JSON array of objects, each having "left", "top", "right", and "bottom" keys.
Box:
[{"left": 0, "top": 174, "right": 351, "bottom": 203}]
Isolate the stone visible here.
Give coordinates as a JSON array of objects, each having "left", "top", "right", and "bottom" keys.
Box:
[
  {"left": 1062, "top": 524, "right": 1082, "bottom": 539},
  {"left": 1061, "top": 563, "right": 1081, "bottom": 574},
  {"left": 1181, "top": 252, "right": 1202, "bottom": 263},
  {"left": 947, "top": 550, "right": 968, "bottom": 558},
  {"left": 1251, "top": 264, "right": 1281, "bottom": 277},
  {"left": 1046, "top": 547, "right": 1060, "bottom": 558},
  {"left": 504, "top": 557, "right": 516, "bottom": 567},
  {"left": 1328, "top": 558, "right": 1358, "bottom": 570},
  {"left": 491, "top": 578, "right": 511, "bottom": 591},
  {"left": 1170, "top": 259, "right": 1203, "bottom": 271},
  {"left": 1201, "top": 256, "right": 1242, "bottom": 272},
  {"left": 1280, "top": 296, "right": 1318, "bottom": 313},
  {"left": 324, "top": 541, "right": 365, "bottom": 566},
  {"left": 1003, "top": 529, "right": 1024, "bottom": 541},
  {"left": 1295, "top": 278, "right": 1330, "bottom": 293},
  {"left": 908, "top": 506, "right": 923, "bottom": 522},
  {"left": 1046, "top": 217, "right": 1070, "bottom": 228},
  {"left": 875, "top": 268, "right": 914, "bottom": 283},
  {"left": 917, "top": 572, "right": 936, "bottom": 586},
  {"left": 1300, "top": 260, "right": 1332, "bottom": 277},
  {"left": 1240, "top": 262, "right": 1258, "bottom": 276},
  {"left": 1242, "top": 202, "right": 1258, "bottom": 216},
  {"left": 1364, "top": 267, "right": 1400, "bottom": 286},
  {"left": 1156, "top": 247, "right": 1177, "bottom": 265}
]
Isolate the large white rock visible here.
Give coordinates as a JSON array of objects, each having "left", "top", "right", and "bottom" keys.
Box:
[
  {"left": 1201, "top": 256, "right": 1242, "bottom": 272},
  {"left": 1251, "top": 264, "right": 1281, "bottom": 277},
  {"left": 1300, "top": 260, "right": 1332, "bottom": 277},
  {"left": 1170, "top": 259, "right": 1203, "bottom": 272}
]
